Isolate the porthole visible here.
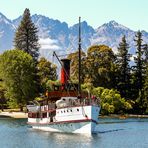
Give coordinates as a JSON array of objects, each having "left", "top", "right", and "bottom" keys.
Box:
[
  {"left": 71, "top": 109, "right": 72, "bottom": 112},
  {"left": 77, "top": 109, "right": 79, "bottom": 111}
]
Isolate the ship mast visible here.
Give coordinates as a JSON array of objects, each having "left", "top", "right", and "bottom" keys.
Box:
[{"left": 78, "top": 17, "right": 81, "bottom": 96}]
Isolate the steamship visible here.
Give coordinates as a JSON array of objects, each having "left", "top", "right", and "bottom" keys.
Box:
[{"left": 27, "top": 18, "right": 100, "bottom": 134}]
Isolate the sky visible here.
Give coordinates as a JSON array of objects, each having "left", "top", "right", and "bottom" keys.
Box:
[{"left": 0, "top": 0, "right": 148, "bottom": 31}]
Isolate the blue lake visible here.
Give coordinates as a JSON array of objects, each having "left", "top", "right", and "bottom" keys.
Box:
[{"left": 0, "top": 117, "right": 148, "bottom": 148}]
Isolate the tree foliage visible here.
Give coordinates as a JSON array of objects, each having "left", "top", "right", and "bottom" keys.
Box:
[
  {"left": 142, "top": 65, "right": 148, "bottom": 113},
  {"left": 141, "top": 44, "right": 148, "bottom": 113},
  {"left": 81, "top": 83, "right": 132, "bottom": 115},
  {"left": 85, "top": 45, "right": 116, "bottom": 88},
  {"left": 68, "top": 45, "right": 116, "bottom": 88},
  {"left": 46, "top": 80, "right": 61, "bottom": 91},
  {"left": 37, "top": 57, "right": 57, "bottom": 93},
  {"left": 68, "top": 51, "right": 86, "bottom": 83},
  {"left": 92, "top": 87, "right": 132, "bottom": 114},
  {"left": 133, "top": 31, "right": 145, "bottom": 91},
  {"left": 0, "top": 81, "right": 6, "bottom": 111},
  {"left": 14, "top": 8, "right": 39, "bottom": 60},
  {"left": 131, "top": 31, "right": 146, "bottom": 112},
  {"left": 116, "top": 35, "right": 131, "bottom": 99},
  {"left": 0, "top": 50, "right": 37, "bottom": 110}
]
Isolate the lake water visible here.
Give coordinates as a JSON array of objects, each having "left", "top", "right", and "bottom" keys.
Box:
[{"left": 0, "top": 117, "right": 148, "bottom": 148}]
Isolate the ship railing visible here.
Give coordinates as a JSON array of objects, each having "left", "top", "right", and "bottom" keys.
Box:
[
  {"left": 56, "top": 97, "right": 100, "bottom": 109},
  {"left": 76, "top": 98, "right": 100, "bottom": 106},
  {"left": 38, "top": 98, "right": 100, "bottom": 111},
  {"left": 48, "top": 103, "right": 56, "bottom": 110}
]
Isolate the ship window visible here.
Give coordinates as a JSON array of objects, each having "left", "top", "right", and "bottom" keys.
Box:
[
  {"left": 77, "top": 109, "right": 79, "bottom": 112},
  {"left": 67, "top": 110, "right": 69, "bottom": 112},
  {"left": 29, "top": 113, "right": 39, "bottom": 118},
  {"left": 71, "top": 109, "right": 72, "bottom": 112},
  {"left": 42, "top": 113, "right": 47, "bottom": 118},
  {"left": 61, "top": 111, "right": 63, "bottom": 113},
  {"left": 32, "top": 113, "right": 36, "bottom": 118},
  {"left": 64, "top": 110, "right": 65, "bottom": 113},
  {"left": 37, "top": 113, "right": 40, "bottom": 118}
]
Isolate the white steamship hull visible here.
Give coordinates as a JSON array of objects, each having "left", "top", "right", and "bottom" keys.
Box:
[
  {"left": 31, "top": 120, "right": 97, "bottom": 134},
  {"left": 28, "top": 105, "right": 100, "bottom": 134}
]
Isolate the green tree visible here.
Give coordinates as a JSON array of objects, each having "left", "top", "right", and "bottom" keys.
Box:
[
  {"left": 92, "top": 87, "right": 132, "bottom": 115},
  {"left": 0, "top": 50, "right": 37, "bottom": 111},
  {"left": 37, "top": 57, "right": 57, "bottom": 93},
  {"left": 81, "top": 82, "right": 94, "bottom": 98},
  {"left": 14, "top": 8, "right": 39, "bottom": 60},
  {"left": 117, "top": 35, "right": 131, "bottom": 99},
  {"left": 141, "top": 44, "right": 148, "bottom": 113},
  {"left": 142, "top": 66, "right": 148, "bottom": 114},
  {"left": 0, "top": 82, "right": 6, "bottom": 111},
  {"left": 68, "top": 51, "right": 86, "bottom": 83},
  {"left": 134, "top": 31, "right": 144, "bottom": 90},
  {"left": 85, "top": 45, "right": 116, "bottom": 88},
  {"left": 133, "top": 31, "right": 145, "bottom": 113},
  {"left": 46, "top": 80, "right": 61, "bottom": 92}
]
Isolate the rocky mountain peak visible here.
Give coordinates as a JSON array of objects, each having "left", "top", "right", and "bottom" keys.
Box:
[
  {"left": 99, "top": 20, "right": 130, "bottom": 32},
  {"left": 108, "top": 20, "right": 119, "bottom": 26},
  {"left": 0, "top": 13, "right": 12, "bottom": 25},
  {"left": 0, "top": 12, "right": 148, "bottom": 57}
]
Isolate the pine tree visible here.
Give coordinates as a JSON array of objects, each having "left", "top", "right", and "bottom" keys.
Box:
[
  {"left": 117, "top": 35, "right": 131, "bottom": 99},
  {"left": 142, "top": 66, "right": 148, "bottom": 113},
  {"left": 132, "top": 31, "right": 145, "bottom": 113},
  {"left": 142, "top": 44, "right": 148, "bottom": 113},
  {"left": 143, "top": 44, "right": 148, "bottom": 71},
  {"left": 134, "top": 31, "right": 145, "bottom": 93},
  {"left": 14, "top": 8, "right": 39, "bottom": 60}
]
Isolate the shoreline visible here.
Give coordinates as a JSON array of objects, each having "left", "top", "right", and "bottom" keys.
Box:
[
  {"left": 0, "top": 112, "right": 148, "bottom": 119},
  {"left": 0, "top": 112, "right": 28, "bottom": 118},
  {"left": 100, "top": 114, "right": 148, "bottom": 119}
]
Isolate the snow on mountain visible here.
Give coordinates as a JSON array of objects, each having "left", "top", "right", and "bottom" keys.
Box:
[
  {"left": 0, "top": 13, "right": 148, "bottom": 59},
  {"left": 92, "top": 20, "right": 135, "bottom": 53},
  {"left": 30, "top": 14, "right": 70, "bottom": 58},
  {"left": 0, "top": 13, "right": 16, "bottom": 53},
  {"left": 68, "top": 21, "right": 95, "bottom": 53}
]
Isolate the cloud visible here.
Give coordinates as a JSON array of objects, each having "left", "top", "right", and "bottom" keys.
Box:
[
  {"left": 39, "top": 38, "right": 57, "bottom": 45},
  {"left": 38, "top": 38, "right": 62, "bottom": 61},
  {"left": 39, "top": 38, "right": 61, "bottom": 50}
]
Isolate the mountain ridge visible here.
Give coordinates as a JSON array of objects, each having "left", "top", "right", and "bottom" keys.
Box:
[{"left": 0, "top": 12, "right": 148, "bottom": 60}]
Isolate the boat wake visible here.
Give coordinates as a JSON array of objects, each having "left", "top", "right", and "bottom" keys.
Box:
[{"left": 97, "top": 128, "right": 124, "bottom": 134}]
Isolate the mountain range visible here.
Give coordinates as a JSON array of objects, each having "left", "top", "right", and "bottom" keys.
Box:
[{"left": 0, "top": 12, "right": 148, "bottom": 60}]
